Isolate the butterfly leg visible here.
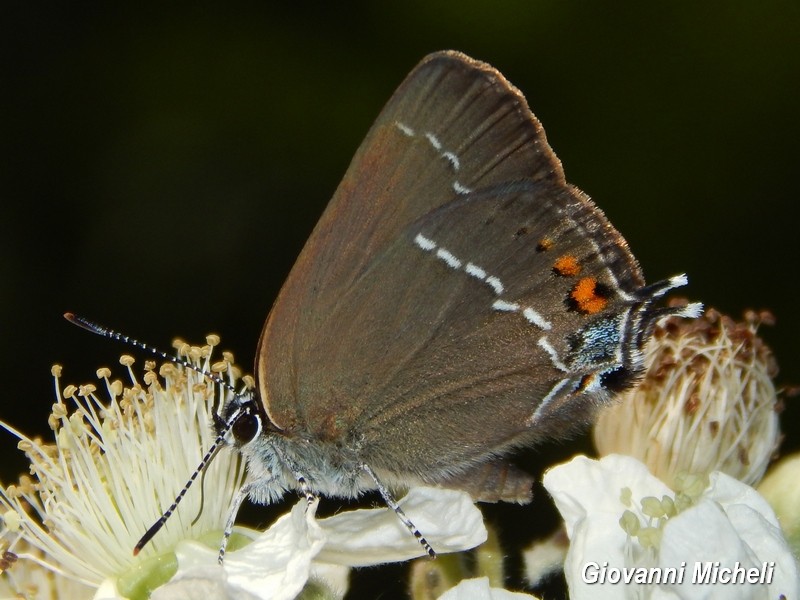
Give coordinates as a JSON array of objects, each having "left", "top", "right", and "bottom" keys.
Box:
[
  {"left": 361, "top": 463, "right": 436, "bottom": 558},
  {"left": 219, "top": 480, "right": 258, "bottom": 564},
  {"left": 270, "top": 441, "right": 317, "bottom": 507}
]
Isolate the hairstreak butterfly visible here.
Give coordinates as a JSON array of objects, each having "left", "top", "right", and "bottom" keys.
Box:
[{"left": 68, "top": 50, "right": 701, "bottom": 559}]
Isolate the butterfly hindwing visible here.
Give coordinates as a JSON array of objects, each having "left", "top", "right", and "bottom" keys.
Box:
[{"left": 256, "top": 51, "right": 646, "bottom": 485}]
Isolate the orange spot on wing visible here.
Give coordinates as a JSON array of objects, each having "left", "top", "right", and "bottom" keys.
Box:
[
  {"left": 553, "top": 255, "right": 581, "bottom": 276},
  {"left": 571, "top": 277, "right": 608, "bottom": 314},
  {"left": 537, "top": 238, "right": 553, "bottom": 252}
]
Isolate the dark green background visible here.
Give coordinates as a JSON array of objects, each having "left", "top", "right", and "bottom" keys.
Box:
[{"left": 2, "top": 3, "right": 798, "bottom": 598}]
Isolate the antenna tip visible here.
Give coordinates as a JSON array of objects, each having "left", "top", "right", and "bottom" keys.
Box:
[
  {"left": 63, "top": 312, "right": 102, "bottom": 334},
  {"left": 132, "top": 545, "right": 141, "bottom": 556}
]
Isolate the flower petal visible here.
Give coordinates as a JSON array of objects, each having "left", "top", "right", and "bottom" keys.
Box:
[
  {"left": 758, "top": 451, "right": 800, "bottom": 553},
  {"left": 93, "top": 578, "right": 126, "bottom": 600},
  {"left": 659, "top": 501, "right": 764, "bottom": 599},
  {"left": 544, "top": 453, "right": 672, "bottom": 589},
  {"left": 659, "top": 472, "right": 799, "bottom": 599},
  {"left": 545, "top": 455, "right": 800, "bottom": 600},
  {"left": 437, "top": 577, "right": 540, "bottom": 599},
  {"left": 307, "top": 562, "right": 350, "bottom": 599},
  {"left": 522, "top": 529, "right": 567, "bottom": 588},
  {"left": 150, "top": 569, "right": 261, "bottom": 600},
  {"left": 168, "top": 498, "right": 326, "bottom": 600},
  {"left": 544, "top": 454, "right": 672, "bottom": 539},
  {"left": 316, "top": 487, "right": 487, "bottom": 567}
]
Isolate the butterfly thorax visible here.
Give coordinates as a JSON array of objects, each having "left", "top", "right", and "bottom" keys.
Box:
[
  {"left": 237, "top": 431, "right": 382, "bottom": 504},
  {"left": 220, "top": 390, "right": 382, "bottom": 503}
]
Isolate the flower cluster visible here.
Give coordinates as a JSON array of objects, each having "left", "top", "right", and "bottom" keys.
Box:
[
  {"left": 0, "top": 307, "right": 797, "bottom": 599},
  {"left": 0, "top": 337, "right": 487, "bottom": 599},
  {"left": 543, "top": 454, "right": 798, "bottom": 599},
  {"left": 526, "top": 308, "right": 799, "bottom": 598},
  {"left": 0, "top": 337, "right": 247, "bottom": 597}
]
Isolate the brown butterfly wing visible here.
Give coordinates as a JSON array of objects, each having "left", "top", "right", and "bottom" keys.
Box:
[{"left": 256, "top": 51, "right": 645, "bottom": 493}]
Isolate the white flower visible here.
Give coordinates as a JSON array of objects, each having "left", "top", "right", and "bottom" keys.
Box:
[
  {"left": 594, "top": 309, "right": 780, "bottom": 488},
  {"left": 542, "top": 454, "right": 799, "bottom": 600},
  {"left": 0, "top": 337, "right": 246, "bottom": 598},
  {"left": 0, "top": 337, "right": 488, "bottom": 599},
  {"left": 158, "top": 487, "right": 486, "bottom": 600}
]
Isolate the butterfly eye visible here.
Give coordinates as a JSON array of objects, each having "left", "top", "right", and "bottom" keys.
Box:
[{"left": 231, "top": 409, "right": 261, "bottom": 444}]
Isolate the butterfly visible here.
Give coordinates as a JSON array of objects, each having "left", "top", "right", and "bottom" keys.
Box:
[{"left": 69, "top": 50, "right": 700, "bottom": 559}]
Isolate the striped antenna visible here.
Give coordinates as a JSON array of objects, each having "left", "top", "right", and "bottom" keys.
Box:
[
  {"left": 63, "top": 312, "right": 239, "bottom": 397},
  {"left": 63, "top": 312, "right": 243, "bottom": 555},
  {"left": 133, "top": 417, "right": 236, "bottom": 556}
]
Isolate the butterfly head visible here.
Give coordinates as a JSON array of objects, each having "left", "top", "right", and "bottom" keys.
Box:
[{"left": 217, "top": 388, "right": 271, "bottom": 449}]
